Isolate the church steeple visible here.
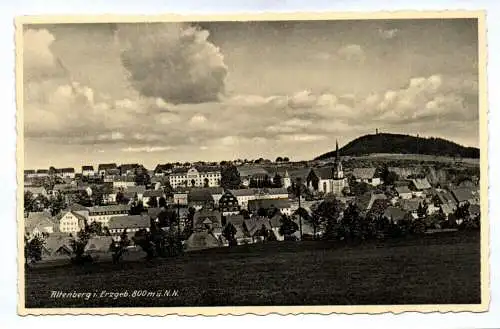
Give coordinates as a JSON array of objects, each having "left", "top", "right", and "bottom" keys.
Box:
[
  {"left": 335, "top": 140, "right": 339, "bottom": 161},
  {"left": 333, "top": 139, "right": 343, "bottom": 179}
]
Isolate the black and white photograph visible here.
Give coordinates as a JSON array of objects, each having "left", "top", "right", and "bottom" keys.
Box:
[{"left": 17, "top": 11, "right": 488, "bottom": 315}]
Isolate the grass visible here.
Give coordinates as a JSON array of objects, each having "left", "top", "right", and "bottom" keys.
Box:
[{"left": 25, "top": 231, "right": 481, "bottom": 308}]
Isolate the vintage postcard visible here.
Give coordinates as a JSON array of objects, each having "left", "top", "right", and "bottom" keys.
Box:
[{"left": 17, "top": 10, "right": 489, "bottom": 316}]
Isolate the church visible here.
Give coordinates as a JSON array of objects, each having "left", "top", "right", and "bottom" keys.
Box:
[{"left": 306, "top": 141, "right": 349, "bottom": 196}]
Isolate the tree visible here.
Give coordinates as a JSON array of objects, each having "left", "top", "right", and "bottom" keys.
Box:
[
  {"left": 279, "top": 215, "right": 299, "bottom": 240},
  {"left": 147, "top": 196, "right": 158, "bottom": 208},
  {"left": 222, "top": 223, "right": 238, "bottom": 246},
  {"left": 134, "top": 166, "right": 151, "bottom": 186},
  {"left": 283, "top": 157, "right": 290, "bottom": 162},
  {"left": 24, "top": 234, "right": 45, "bottom": 264},
  {"left": 130, "top": 201, "right": 145, "bottom": 215},
  {"left": 90, "top": 185, "right": 104, "bottom": 206},
  {"left": 24, "top": 191, "right": 35, "bottom": 213},
  {"left": 48, "top": 193, "right": 66, "bottom": 216},
  {"left": 381, "top": 165, "right": 398, "bottom": 186},
  {"left": 311, "top": 199, "right": 342, "bottom": 239},
  {"left": 275, "top": 156, "right": 283, "bottom": 163},
  {"left": 73, "top": 190, "right": 92, "bottom": 207},
  {"left": 204, "top": 178, "right": 209, "bottom": 188},
  {"left": 220, "top": 164, "right": 241, "bottom": 189},
  {"left": 111, "top": 229, "right": 130, "bottom": 264},
  {"left": 417, "top": 202, "right": 428, "bottom": 219},
  {"left": 158, "top": 196, "right": 167, "bottom": 208}
]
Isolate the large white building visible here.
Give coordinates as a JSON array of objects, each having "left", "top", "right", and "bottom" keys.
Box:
[
  {"left": 168, "top": 166, "right": 221, "bottom": 189},
  {"left": 228, "top": 188, "right": 290, "bottom": 209}
]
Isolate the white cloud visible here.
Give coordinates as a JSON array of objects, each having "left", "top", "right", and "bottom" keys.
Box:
[
  {"left": 189, "top": 114, "right": 208, "bottom": 125},
  {"left": 122, "top": 146, "right": 175, "bottom": 153}
]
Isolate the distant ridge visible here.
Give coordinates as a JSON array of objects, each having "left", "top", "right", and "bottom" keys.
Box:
[{"left": 314, "top": 133, "right": 480, "bottom": 160}]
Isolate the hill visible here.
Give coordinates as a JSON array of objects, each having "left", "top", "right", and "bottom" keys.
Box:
[{"left": 315, "top": 133, "right": 480, "bottom": 160}]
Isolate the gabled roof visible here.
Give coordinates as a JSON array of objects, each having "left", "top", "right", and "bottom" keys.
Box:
[
  {"left": 450, "top": 187, "right": 475, "bottom": 203},
  {"left": 82, "top": 166, "right": 94, "bottom": 171},
  {"left": 395, "top": 186, "right": 412, "bottom": 195},
  {"left": 25, "top": 186, "right": 47, "bottom": 195},
  {"left": 237, "top": 166, "right": 269, "bottom": 177},
  {"left": 25, "top": 212, "right": 55, "bottom": 233},
  {"left": 383, "top": 207, "right": 408, "bottom": 222},
  {"left": 24, "top": 170, "right": 36, "bottom": 174},
  {"left": 98, "top": 163, "right": 117, "bottom": 171},
  {"left": 60, "top": 168, "right": 75, "bottom": 173},
  {"left": 412, "top": 178, "right": 431, "bottom": 190},
  {"left": 85, "top": 236, "right": 113, "bottom": 252},
  {"left": 193, "top": 209, "right": 222, "bottom": 227},
  {"left": 243, "top": 217, "right": 272, "bottom": 236},
  {"left": 88, "top": 204, "right": 131, "bottom": 215},
  {"left": 247, "top": 198, "right": 291, "bottom": 211},
  {"left": 352, "top": 167, "right": 377, "bottom": 180},
  {"left": 125, "top": 186, "right": 146, "bottom": 194},
  {"left": 108, "top": 215, "right": 150, "bottom": 230},
  {"left": 436, "top": 189, "right": 457, "bottom": 206},
  {"left": 43, "top": 233, "right": 74, "bottom": 255},
  {"left": 188, "top": 189, "right": 215, "bottom": 203},
  {"left": 225, "top": 214, "right": 245, "bottom": 227},
  {"left": 36, "top": 169, "right": 49, "bottom": 174},
  {"left": 400, "top": 198, "right": 424, "bottom": 212},
  {"left": 311, "top": 167, "right": 335, "bottom": 180}
]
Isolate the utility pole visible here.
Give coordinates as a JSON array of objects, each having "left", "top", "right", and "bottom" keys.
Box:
[
  {"left": 296, "top": 178, "right": 303, "bottom": 240},
  {"left": 177, "top": 199, "right": 181, "bottom": 236}
]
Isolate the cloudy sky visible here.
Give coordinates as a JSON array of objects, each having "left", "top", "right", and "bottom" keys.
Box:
[{"left": 22, "top": 18, "right": 479, "bottom": 170}]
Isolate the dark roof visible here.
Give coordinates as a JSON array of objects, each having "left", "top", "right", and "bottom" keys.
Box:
[
  {"left": 411, "top": 178, "right": 432, "bottom": 190},
  {"left": 120, "top": 163, "right": 140, "bottom": 173},
  {"left": 193, "top": 209, "right": 222, "bottom": 228},
  {"left": 98, "top": 163, "right": 117, "bottom": 171},
  {"left": 450, "top": 187, "right": 476, "bottom": 203},
  {"left": 36, "top": 169, "right": 49, "bottom": 174},
  {"left": 24, "top": 170, "right": 36, "bottom": 174},
  {"left": 60, "top": 168, "right": 75, "bottom": 173},
  {"left": 188, "top": 189, "right": 215, "bottom": 203},
  {"left": 395, "top": 186, "right": 412, "bottom": 195},
  {"left": 237, "top": 166, "right": 269, "bottom": 177},
  {"left": 154, "top": 164, "right": 173, "bottom": 172},
  {"left": 400, "top": 199, "right": 424, "bottom": 212},
  {"left": 243, "top": 217, "right": 272, "bottom": 236},
  {"left": 225, "top": 214, "right": 245, "bottom": 227},
  {"left": 311, "top": 167, "right": 335, "bottom": 180},
  {"left": 352, "top": 167, "right": 377, "bottom": 180},
  {"left": 383, "top": 207, "right": 408, "bottom": 222},
  {"left": 82, "top": 166, "right": 94, "bottom": 171},
  {"left": 88, "top": 204, "right": 131, "bottom": 215},
  {"left": 108, "top": 215, "right": 150, "bottom": 230},
  {"left": 248, "top": 198, "right": 291, "bottom": 211}
]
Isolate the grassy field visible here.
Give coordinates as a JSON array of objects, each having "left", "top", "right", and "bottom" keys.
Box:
[{"left": 25, "top": 231, "right": 481, "bottom": 308}]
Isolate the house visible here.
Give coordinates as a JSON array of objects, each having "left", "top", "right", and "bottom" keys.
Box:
[
  {"left": 400, "top": 198, "right": 425, "bottom": 219},
  {"left": 218, "top": 190, "right": 240, "bottom": 216},
  {"left": 59, "top": 168, "right": 76, "bottom": 179},
  {"left": 24, "top": 170, "right": 37, "bottom": 179},
  {"left": 119, "top": 163, "right": 140, "bottom": 176},
  {"left": 25, "top": 211, "right": 56, "bottom": 237},
  {"left": 193, "top": 209, "right": 223, "bottom": 238},
  {"left": 168, "top": 166, "right": 221, "bottom": 188},
  {"left": 98, "top": 163, "right": 118, "bottom": 176},
  {"left": 395, "top": 186, "right": 413, "bottom": 200},
  {"left": 143, "top": 189, "right": 164, "bottom": 207},
  {"left": 42, "top": 233, "right": 74, "bottom": 260},
  {"left": 352, "top": 167, "right": 381, "bottom": 186},
  {"left": 124, "top": 185, "right": 146, "bottom": 201},
  {"left": 25, "top": 186, "right": 48, "bottom": 198},
  {"left": 307, "top": 141, "right": 347, "bottom": 194},
  {"left": 107, "top": 215, "right": 150, "bottom": 240},
  {"left": 112, "top": 176, "right": 136, "bottom": 189},
  {"left": 228, "top": 188, "right": 290, "bottom": 209},
  {"left": 247, "top": 198, "right": 292, "bottom": 216},
  {"left": 87, "top": 204, "right": 131, "bottom": 227},
  {"left": 84, "top": 236, "right": 113, "bottom": 254},
  {"left": 188, "top": 188, "right": 215, "bottom": 210},
  {"left": 81, "top": 166, "right": 95, "bottom": 176},
  {"left": 243, "top": 217, "right": 273, "bottom": 242},
  {"left": 355, "top": 192, "right": 387, "bottom": 213},
  {"left": 173, "top": 188, "right": 190, "bottom": 206},
  {"left": 411, "top": 178, "right": 432, "bottom": 196},
  {"left": 58, "top": 210, "right": 87, "bottom": 234},
  {"left": 237, "top": 166, "right": 270, "bottom": 187},
  {"left": 154, "top": 164, "right": 173, "bottom": 176},
  {"left": 382, "top": 207, "right": 410, "bottom": 223},
  {"left": 36, "top": 169, "right": 49, "bottom": 178},
  {"left": 223, "top": 214, "right": 247, "bottom": 244},
  {"left": 185, "top": 231, "right": 222, "bottom": 251},
  {"left": 450, "top": 187, "right": 479, "bottom": 206},
  {"left": 388, "top": 167, "right": 422, "bottom": 179}
]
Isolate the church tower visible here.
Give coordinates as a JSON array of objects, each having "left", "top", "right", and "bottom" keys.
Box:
[
  {"left": 282, "top": 170, "right": 292, "bottom": 189},
  {"left": 333, "top": 140, "right": 343, "bottom": 179}
]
